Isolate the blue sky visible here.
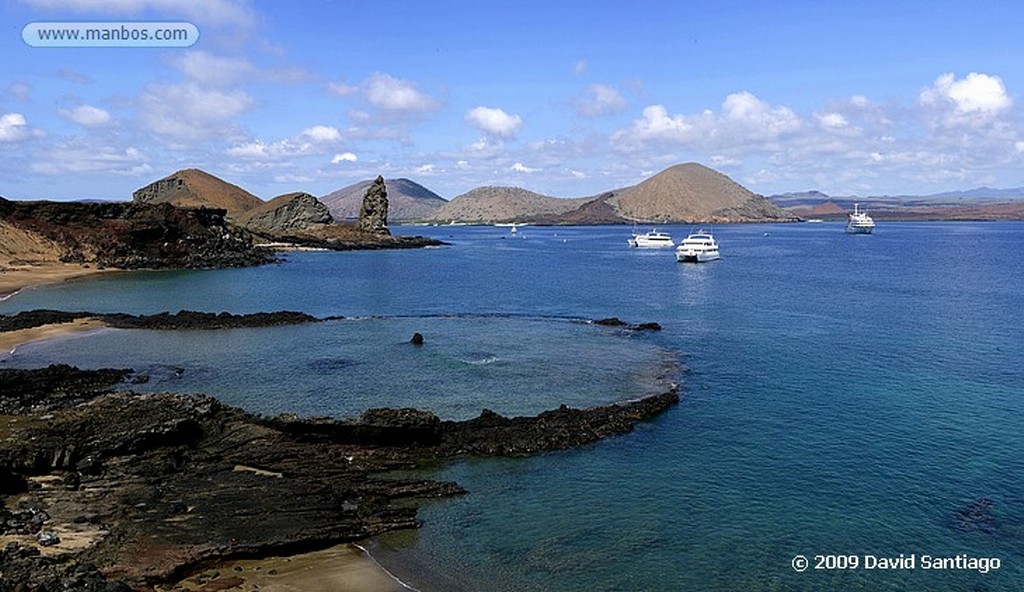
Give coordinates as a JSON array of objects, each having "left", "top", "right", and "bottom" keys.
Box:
[{"left": 1, "top": 0, "right": 1022, "bottom": 201}]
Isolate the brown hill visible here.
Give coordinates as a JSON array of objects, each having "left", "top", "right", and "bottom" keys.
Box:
[
  {"left": 809, "top": 201, "right": 847, "bottom": 216},
  {"left": 538, "top": 193, "right": 628, "bottom": 225},
  {"left": 427, "top": 186, "right": 590, "bottom": 224},
  {"left": 610, "top": 163, "right": 798, "bottom": 223},
  {"left": 321, "top": 178, "right": 447, "bottom": 222},
  {"left": 133, "top": 169, "right": 263, "bottom": 218},
  {"left": 237, "top": 192, "right": 333, "bottom": 234}
]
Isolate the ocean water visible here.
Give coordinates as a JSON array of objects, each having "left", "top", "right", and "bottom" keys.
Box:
[{"left": 3, "top": 222, "right": 1023, "bottom": 591}]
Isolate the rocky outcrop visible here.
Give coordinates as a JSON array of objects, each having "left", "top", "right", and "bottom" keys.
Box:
[
  {"left": 357, "top": 176, "right": 390, "bottom": 235},
  {"left": 321, "top": 178, "right": 448, "bottom": 223},
  {"left": 273, "top": 228, "right": 446, "bottom": 251},
  {"left": 0, "top": 358, "right": 678, "bottom": 590},
  {"left": 0, "top": 310, "right": 325, "bottom": 336},
  {"left": 132, "top": 169, "right": 263, "bottom": 219},
  {"left": 237, "top": 192, "right": 333, "bottom": 234},
  {"left": 0, "top": 364, "right": 131, "bottom": 415},
  {"left": 0, "top": 198, "right": 273, "bottom": 269}
]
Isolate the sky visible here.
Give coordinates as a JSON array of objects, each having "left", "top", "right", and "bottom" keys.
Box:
[{"left": 1, "top": 0, "right": 1023, "bottom": 201}]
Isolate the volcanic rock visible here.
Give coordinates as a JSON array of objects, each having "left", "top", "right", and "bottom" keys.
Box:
[
  {"left": 237, "top": 192, "right": 334, "bottom": 234},
  {"left": 0, "top": 198, "right": 273, "bottom": 269},
  {"left": 358, "top": 176, "right": 390, "bottom": 236},
  {"left": 321, "top": 178, "right": 447, "bottom": 223}
]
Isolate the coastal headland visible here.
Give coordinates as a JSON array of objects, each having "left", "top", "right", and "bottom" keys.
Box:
[{"left": 0, "top": 310, "right": 679, "bottom": 591}]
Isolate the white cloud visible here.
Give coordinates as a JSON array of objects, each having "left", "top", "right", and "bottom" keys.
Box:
[
  {"left": 332, "top": 152, "right": 358, "bottom": 164},
  {"left": 226, "top": 142, "right": 270, "bottom": 159},
  {"left": 140, "top": 82, "right": 252, "bottom": 140},
  {"left": 721, "top": 91, "right": 801, "bottom": 137},
  {"left": 59, "top": 104, "right": 111, "bottom": 127},
  {"left": 615, "top": 104, "right": 699, "bottom": 144},
  {"left": 273, "top": 173, "right": 315, "bottom": 184},
  {"left": 574, "top": 84, "right": 627, "bottom": 117},
  {"left": 816, "top": 112, "right": 849, "bottom": 129},
  {"left": 574, "top": 60, "right": 588, "bottom": 76},
  {"left": 511, "top": 162, "right": 540, "bottom": 173},
  {"left": 169, "top": 51, "right": 256, "bottom": 86},
  {"left": 23, "top": 0, "right": 256, "bottom": 28},
  {"left": 300, "top": 125, "right": 341, "bottom": 143},
  {"left": 465, "top": 106, "right": 522, "bottom": 138},
  {"left": 850, "top": 95, "right": 870, "bottom": 108},
  {"left": 416, "top": 164, "right": 436, "bottom": 174},
  {"left": 327, "top": 82, "right": 357, "bottom": 97},
  {"left": 30, "top": 141, "right": 149, "bottom": 175},
  {"left": 365, "top": 73, "right": 438, "bottom": 111},
  {"left": 0, "top": 113, "right": 38, "bottom": 142},
  {"left": 613, "top": 92, "right": 801, "bottom": 151},
  {"left": 227, "top": 125, "right": 343, "bottom": 161},
  {"left": 1016, "top": 141, "right": 1024, "bottom": 153},
  {"left": 920, "top": 72, "right": 1012, "bottom": 115},
  {"left": 328, "top": 72, "right": 439, "bottom": 113}
]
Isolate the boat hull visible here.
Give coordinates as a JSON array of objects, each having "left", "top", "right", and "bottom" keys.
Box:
[
  {"left": 628, "top": 238, "right": 675, "bottom": 248},
  {"left": 676, "top": 250, "right": 720, "bottom": 263},
  {"left": 845, "top": 225, "right": 874, "bottom": 235}
]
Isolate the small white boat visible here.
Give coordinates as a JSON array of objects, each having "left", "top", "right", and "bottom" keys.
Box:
[
  {"left": 675, "top": 230, "right": 720, "bottom": 263},
  {"left": 628, "top": 229, "right": 674, "bottom": 248},
  {"left": 846, "top": 203, "right": 875, "bottom": 234}
]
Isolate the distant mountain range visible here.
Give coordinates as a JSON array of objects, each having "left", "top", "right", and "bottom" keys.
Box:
[
  {"left": 125, "top": 166, "right": 1024, "bottom": 228},
  {"left": 423, "top": 163, "right": 797, "bottom": 224},
  {"left": 771, "top": 188, "right": 1024, "bottom": 220}
]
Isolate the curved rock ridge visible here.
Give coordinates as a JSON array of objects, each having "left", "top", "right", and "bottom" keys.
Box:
[
  {"left": 0, "top": 310, "right": 666, "bottom": 335},
  {"left": 0, "top": 361, "right": 679, "bottom": 590},
  {"left": 0, "top": 309, "right": 324, "bottom": 333}
]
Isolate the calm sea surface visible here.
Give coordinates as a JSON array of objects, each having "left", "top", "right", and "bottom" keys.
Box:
[{"left": 3, "top": 222, "right": 1023, "bottom": 591}]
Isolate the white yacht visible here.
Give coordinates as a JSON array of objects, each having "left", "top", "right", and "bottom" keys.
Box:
[
  {"left": 846, "top": 203, "right": 875, "bottom": 234},
  {"left": 675, "top": 230, "right": 720, "bottom": 263},
  {"left": 628, "top": 229, "right": 674, "bottom": 248}
]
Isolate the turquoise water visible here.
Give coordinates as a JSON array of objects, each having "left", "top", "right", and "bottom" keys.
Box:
[{"left": 3, "top": 222, "right": 1023, "bottom": 591}]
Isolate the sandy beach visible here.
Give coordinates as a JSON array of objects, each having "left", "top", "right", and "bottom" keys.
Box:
[{"left": 0, "top": 263, "right": 115, "bottom": 300}]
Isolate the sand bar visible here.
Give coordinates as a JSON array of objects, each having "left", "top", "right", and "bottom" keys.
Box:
[{"left": 0, "top": 318, "right": 106, "bottom": 352}]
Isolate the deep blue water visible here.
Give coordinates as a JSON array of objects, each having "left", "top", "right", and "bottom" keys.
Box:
[{"left": 3, "top": 222, "right": 1023, "bottom": 591}]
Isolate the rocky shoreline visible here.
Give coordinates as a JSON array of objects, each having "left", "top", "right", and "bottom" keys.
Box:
[
  {"left": 0, "top": 310, "right": 326, "bottom": 334},
  {"left": 0, "top": 327, "right": 678, "bottom": 591}
]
